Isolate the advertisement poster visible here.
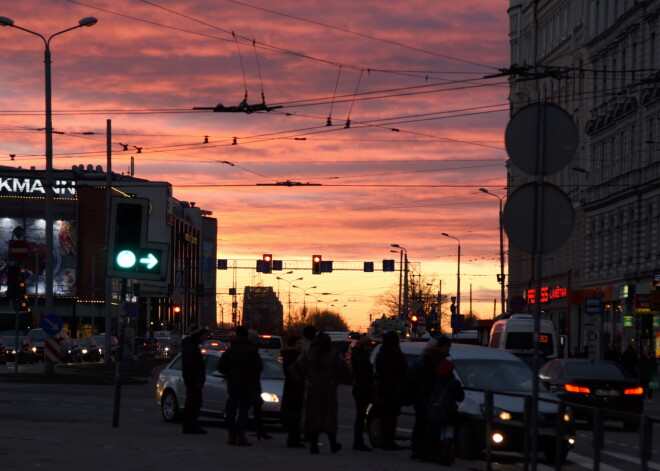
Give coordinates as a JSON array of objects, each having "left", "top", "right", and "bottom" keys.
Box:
[{"left": 0, "top": 217, "right": 77, "bottom": 297}]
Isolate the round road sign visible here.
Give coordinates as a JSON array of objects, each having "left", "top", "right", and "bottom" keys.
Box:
[
  {"left": 503, "top": 182, "right": 575, "bottom": 254},
  {"left": 505, "top": 103, "right": 578, "bottom": 176},
  {"left": 8, "top": 239, "right": 29, "bottom": 261}
]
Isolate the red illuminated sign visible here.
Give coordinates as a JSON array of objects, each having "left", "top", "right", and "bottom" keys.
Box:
[{"left": 527, "top": 286, "right": 567, "bottom": 304}]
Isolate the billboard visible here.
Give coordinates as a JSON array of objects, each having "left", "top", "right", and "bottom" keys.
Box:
[{"left": 0, "top": 217, "right": 77, "bottom": 296}]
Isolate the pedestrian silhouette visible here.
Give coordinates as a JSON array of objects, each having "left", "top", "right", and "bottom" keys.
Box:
[
  {"left": 218, "top": 326, "right": 263, "bottom": 446},
  {"left": 181, "top": 324, "right": 210, "bottom": 434},
  {"left": 290, "top": 332, "right": 352, "bottom": 454}
]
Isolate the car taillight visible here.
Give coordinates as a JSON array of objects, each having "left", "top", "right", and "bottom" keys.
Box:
[
  {"left": 624, "top": 387, "right": 644, "bottom": 395},
  {"left": 565, "top": 383, "right": 590, "bottom": 394}
]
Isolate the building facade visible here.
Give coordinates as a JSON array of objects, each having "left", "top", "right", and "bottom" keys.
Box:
[
  {"left": 0, "top": 164, "right": 217, "bottom": 338},
  {"left": 507, "top": 0, "right": 660, "bottom": 358}
]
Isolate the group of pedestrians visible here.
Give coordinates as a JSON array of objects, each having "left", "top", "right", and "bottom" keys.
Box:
[{"left": 180, "top": 323, "right": 464, "bottom": 465}]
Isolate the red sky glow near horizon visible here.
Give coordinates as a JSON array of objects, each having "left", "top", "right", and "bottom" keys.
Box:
[{"left": 0, "top": 0, "right": 512, "bottom": 331}]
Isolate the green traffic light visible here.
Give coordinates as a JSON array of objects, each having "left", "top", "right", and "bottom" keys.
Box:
[{"left": 116, "top": 249, "right": 137, "bottom": 269}]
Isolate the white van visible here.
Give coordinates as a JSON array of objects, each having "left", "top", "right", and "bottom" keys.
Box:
[{"left": 489, "top": 313, "right": 559, "bottom": 360}]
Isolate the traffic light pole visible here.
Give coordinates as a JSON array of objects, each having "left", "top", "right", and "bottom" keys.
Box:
[{"left": 105, "top": 119, "right": 114, "bottom": 363}]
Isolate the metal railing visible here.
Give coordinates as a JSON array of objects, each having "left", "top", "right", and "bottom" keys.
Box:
[{"left": 481, "top": 389, "right": 659, "bottom": 471}]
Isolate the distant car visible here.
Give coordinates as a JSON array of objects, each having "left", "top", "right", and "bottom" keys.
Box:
[
  {"left": 368, "top": 342, "right": 575, "bottom": 464},
  {"left": 200, "top": 339, "right": 228, "bottom": 353},
  {"left": 257, "top": 335, "right": 283, "bottom": 361},
  {"left": 156, "top": 350, "right": 285, "bottom": 423},
  {"left": 90, "top": 335, "right": 119, "bottom": 360},
  {"left": 1, "top": 335, "right": 36, "bottom": 364},
  {"left": 64, "top": 339, "right": 84, "bottom": 363},
  {"left": 539, "top": 358, "right": 644, "bottom": 431},
  {"left": 0, "top": 339, "right": 7, "bottom": 364}
]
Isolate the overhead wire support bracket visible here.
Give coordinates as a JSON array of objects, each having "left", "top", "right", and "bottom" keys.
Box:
[{"left": 256, "top": 180, "right": 322, "bottom": 187}]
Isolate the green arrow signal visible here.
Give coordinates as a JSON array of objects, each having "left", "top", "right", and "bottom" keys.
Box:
[{"left": 139, "top": 252, "right": 159, "bottom": 269}]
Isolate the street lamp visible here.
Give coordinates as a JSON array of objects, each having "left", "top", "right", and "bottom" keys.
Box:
[
  {"left": 276, "top": 276, "right": 303, "bottom": 325},
  {"left": 390, "top": 244, "right": 409, "bottom": 319},
  {"left": 0, "top": 16, "right": 98, "bottom": 319},
  {"left": 292, "top": 285, "right": 317, "bottom": 314},
  {"left": 441, "top": 233, "right": 461, "bottom": 329},
  {"left": 480, "top": 188, "right": 506, "bottom": 318}
]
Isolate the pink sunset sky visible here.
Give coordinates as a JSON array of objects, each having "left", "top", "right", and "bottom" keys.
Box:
[{"left": 0, "top": 0, "right": 512, "bottom": 330}]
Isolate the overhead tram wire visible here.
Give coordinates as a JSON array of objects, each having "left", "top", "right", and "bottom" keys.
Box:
[
  {"left": 2, "top": 104, "right": 509, "bottom": 162},
  {"left": 67, "top": 0, "right": 496, "bottom": 82}
]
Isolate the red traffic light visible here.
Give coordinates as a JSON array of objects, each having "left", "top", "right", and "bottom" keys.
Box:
[
  {"left": 263, "top": 254, "right": 272, "bottom": 263},
  {"left": 410, "top": 314, "right": 418, "bottom": 323},
  {"left": 312, "top": 254, "right": 322, "bottom": 274},
  {"left": 173, "top": 305, "right": 182, "bottom": 314}
]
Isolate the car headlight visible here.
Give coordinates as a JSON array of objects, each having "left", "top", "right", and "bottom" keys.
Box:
[
  {"left": 261, "top": 392, "right": 280, "bottom": 403},
  {"left": 31, "top": 347, "right": 37, "bottom": 353},
  {"left": 82, "top": 349, "right": 88, "bottom": 354},
  {"left": 481, "top": 405, "right": 513, "bottom": 421}
]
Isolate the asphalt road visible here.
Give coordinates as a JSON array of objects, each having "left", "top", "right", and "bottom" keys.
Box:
[{"left": 1, "top": 364, "right": 659, "bottom": 471}]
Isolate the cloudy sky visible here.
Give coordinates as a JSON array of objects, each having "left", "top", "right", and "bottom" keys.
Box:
[{"left": 0, "top": 0, "right": 511, "bottom": 330}]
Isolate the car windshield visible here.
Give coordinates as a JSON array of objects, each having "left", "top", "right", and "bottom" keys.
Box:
[
  {"left": 565, "top": 361, "right": 626, "bottom": 379},
  {"left": 454, "top": 359, "right": 537, "bottom": 392},
  {"left": 261, "top": 358, "right": 285, "bottom": 380}
]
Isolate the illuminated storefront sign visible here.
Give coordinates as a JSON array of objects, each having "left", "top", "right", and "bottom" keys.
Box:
[
  {"left": 0, "top": 177, "right": 76, "bottom": 198},
  {"left": 527, "top": 285, "right": 567, "bottom": 304}
]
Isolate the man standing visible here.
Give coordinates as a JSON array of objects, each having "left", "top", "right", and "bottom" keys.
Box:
[
  {"left": 181, "top": 324, "right": 210, "bottom": 434},
  {"left": 218, "top": 326, "right": 263, "bottom": 446}
]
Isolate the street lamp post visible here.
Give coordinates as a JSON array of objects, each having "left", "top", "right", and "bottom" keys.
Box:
[
  {"left": 391, "top": 244, "right": 409, "bottom": 319},
  {"left": 480, "top": 188, "right": 506, "bottom": 318},
  {"left": 292, "top": 285, "right": 316, "bottom": 316},
  {"left": 441, "top": 233, "right": 461, "bottom": 329},
  {"left": 0, "top": 16, "right": 98, "bottom": 319},
  {"left": 276, "top": 276, "right": 303, "bottom": 325}
]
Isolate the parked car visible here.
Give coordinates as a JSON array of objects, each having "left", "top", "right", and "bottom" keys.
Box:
[
  {"left": 1, "top": 335, "right": 36, "bottom": 364},
  {"left": 156, "top": 350, "right": 284, "bottom": 423},
  {"left": 539, "top": 358, "right": 644, "bottom": 431},
  {"left": 368, "top": 341, "right": 575, "bottom": 463}
]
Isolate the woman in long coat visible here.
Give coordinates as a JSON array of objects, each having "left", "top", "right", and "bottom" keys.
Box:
[
  {"left": 374, "top": 330, "right": 408, "bottom": 450},
  {"left": 290, "top": 332, "right": 352, "bottom": 454}
]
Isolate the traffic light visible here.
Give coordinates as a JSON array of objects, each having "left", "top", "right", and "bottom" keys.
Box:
[
  {"left": 173, "top": 305, "right": 182, "bottom": 315},
  {"left": 312, "top": 255, "right": 322, "bottom": 274},
  {"left": 409, "top": 314, "right": 419, "bottom": 332},
  {"left": 107, "top": 197, "right": 168, "bottom": 281},
  {"left": 8, "top": 266, "right": 29, "bottom": 312},
  {"left": 109, "top": 198, "right": 147, "bottom": 271},
  {"left": 382, "top": 259, "right": 395, "bottom": 272},
  {"left": 262, "top": 254, "right": 273, "bottom": 274}
]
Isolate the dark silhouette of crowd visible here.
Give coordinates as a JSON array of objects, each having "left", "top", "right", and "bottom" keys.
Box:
[{"left": 180, "top": 324, "right": 464, "bottom": 465}]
